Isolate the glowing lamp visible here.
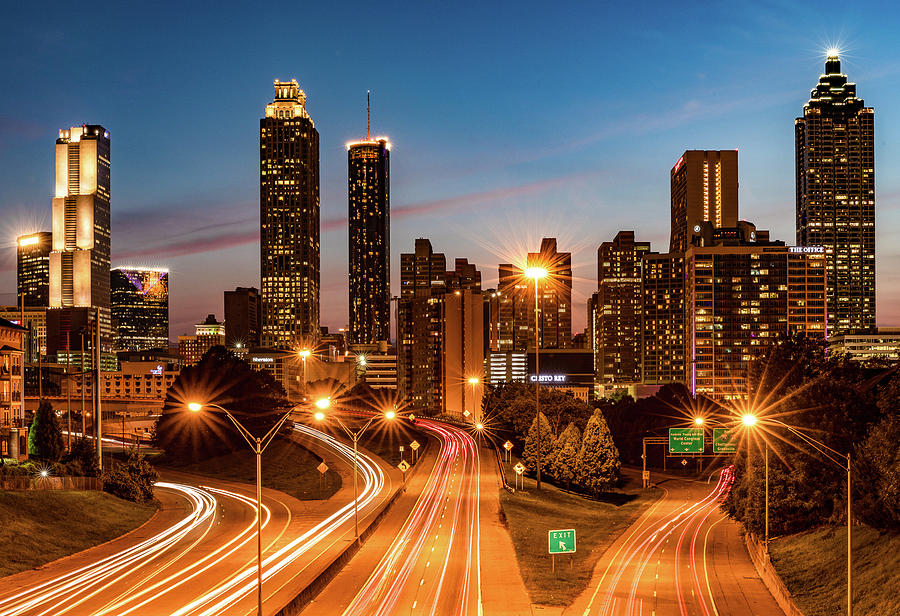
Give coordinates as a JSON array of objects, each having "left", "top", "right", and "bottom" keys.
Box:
[
  {"left": 468, "top": 377, "right": 479, "bottom": 385},
  {"left": 314, "top": 411, "right": 326, "bottom": 421},
  {"left": 742, "top": 414, "right": 758, "bottom": 427},
  {"left": 385, "top": 409, "right": 396, "bottom": 420},
  {"left": 187, "top": 402, "right": 203, "bottom": 412},
  {"left": 475, "top": 422, "right": 484, "bottom": 431},
  {"left": 298, "top": 349, "right": 311, "bottom": 359},
  {"left": 525, "top": 266, "right": 548, "bottom": 280},
  {"left": 827, "top": 47, "right": 840, "bottom": 58},
  {"left": 40, "top": 470, "right": 49, "bottom": 478},
  {"left": 315, "top": 398, "right": 331, "bottom": 410},
  {"left": 694, "top": 417, "right": 704, "bottom": 426}
]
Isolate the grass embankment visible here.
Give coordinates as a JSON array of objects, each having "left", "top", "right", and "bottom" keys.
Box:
[
  {"left": 769, "top": 525, "right": 900, "bottom": 616},
  {"left": 161, "top": 439, "right": 342, "bottom": 501},
  {"left": 499, "top": 459, "right": 660, "bottom": 606},
  {"left": 0, "top": 490, "right": 156, "bottom": 577}
]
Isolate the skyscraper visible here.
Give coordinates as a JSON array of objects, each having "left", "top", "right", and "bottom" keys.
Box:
[
  {"left": 796, "top": 52, "right": 875, "bottom": 334},
  {"left": 596, "top": 231, "right": 650, "bottom": 393},
  {"left": 497, "top": 238, "right": 573, "bottom": 351},
  {"left": 224, "top": 287, "right": 261, "bottom": 349},
  {"left": 347, "top": 132, "right": 390, "bottom": 345},
  {"left": 397, "top": 239, "right": 483, "bottom": 416},
  {"left": 17, "top": 232, "right": 51, "bottom": 307},
  {"left": 641, "top": 252, "right": 686, "bottom": 386},
  {"left": 47, "top": 125, "right": 112, "bottom": 360},
  {"left": 260, "top": 79, "right": 320, "bottom": 348},
  {"left": 670, "top": 150, "right": 738, "bottom": 253},
  {"left": 111, "top": 267, "right": 169, "bottom": 351}
]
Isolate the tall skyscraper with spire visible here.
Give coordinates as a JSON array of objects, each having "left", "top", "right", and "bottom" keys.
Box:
[
  {"left": 47, "top": 125, "right": 112, "bottom": 360},
  {"left": 260, "top": 79, "right": 320, "bottom": 348},
  {"left": 796, "top": 51, "right": 875, "bottom": 334},
  {"left": 347, "top": 94, "right": 391, "bottom": 345}
]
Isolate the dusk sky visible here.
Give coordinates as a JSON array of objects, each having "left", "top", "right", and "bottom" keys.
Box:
[{"left": 2, "top": 1, "right": 900, "bottom": 338}]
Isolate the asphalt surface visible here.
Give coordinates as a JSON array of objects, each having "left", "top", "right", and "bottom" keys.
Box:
[
  {"left": 308, "top": 420, "right": 484, "bottom": 616},
  {"left": 569, "top": 467, "right": 785, "bottom": 616},
  {"left": 0, "top": 424, "right": 395, "bottom": 616}
]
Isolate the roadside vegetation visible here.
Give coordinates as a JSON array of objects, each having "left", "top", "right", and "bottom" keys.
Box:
[
  {"left": 769, "top": 524, "right": 900, "bottom": 616},
  {"left": 0, "top": 490, "right": 156, "bottom": 577},
  {"left": 499, "top": 464, "right": 659, "bottom": 606}
]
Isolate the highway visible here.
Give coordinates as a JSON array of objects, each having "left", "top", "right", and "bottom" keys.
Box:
[
  {"left": 573, "top": 466, "right": 785, "bottom": 616},
  {"left": 0, "top": 423, "right": 390, "bottom": 616},
  {"left": 339, "top": 419, "right": 482, "bottom": 616}
]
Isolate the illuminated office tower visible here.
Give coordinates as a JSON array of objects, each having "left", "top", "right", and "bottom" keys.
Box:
[
  {"left": 796, "top": 52, "right": 875, "bottom": 333},
  {"left": 596, "top": 231, "right": 650, "bottom": 393},
  {"left": 347, "top": 130, "right": 390, "bottom": 345},
  {"left": 260, "top": 79, "right": 320, "bottom": 348},
  {"left": 670, "top": 150, "right": 738, "bottom": 253},
  {"left": 47, "top": 125, "right": 112, "bottom": 360},
  {"left": 111, "top": 267, "right": 169, "bottom": 351},
  {"left": 497, "top": 238, "right": 573, "bottom": 352},
  {"left": 641, "top": 252, "right": 686, "bottom": 386},
  {"left": 17, "top": 232, "right": 51, "bottom": 307}
]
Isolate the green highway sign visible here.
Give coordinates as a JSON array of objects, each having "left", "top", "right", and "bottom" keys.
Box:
[
  {"left": 669, "top": 428, "right": 704, "bottom": 453},
  {"left": 548, "top": 529, "right": 576, "bottom": 554},
  {"left": 713, "top": 428, "right": 738, "bottom": 453}
]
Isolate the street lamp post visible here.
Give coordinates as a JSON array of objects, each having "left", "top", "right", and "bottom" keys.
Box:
[
  {"left": 467, "top": 377, "right": 480, "bottom": 424},
  {"left": 314, "top": 401, "right": 395, "bottom": 541},
  {"left": 187, "top": 401, "right": 299, "bottom": 616},
  {"left": 298, "top": 349, "right": 310, "bottom": 395},
  {"left": 525, "top": 266, "right": 547, "bottom": 490},
  {"left": 742, "top": 414, "right": 853, "bottom": 616}
]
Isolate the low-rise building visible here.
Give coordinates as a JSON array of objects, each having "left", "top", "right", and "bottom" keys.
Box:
[{"left": 828, "top": 328, "right": 900, "bottom": 363}]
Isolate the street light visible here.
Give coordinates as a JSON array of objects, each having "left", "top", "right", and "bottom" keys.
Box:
[
  {"left": 694, "top": 416, "right": 705, "bottom": 426},
  {"left": 741, "top": 414, "right": 854, "bottom": 616},
  {"left": 314, "top": 404, "right": 396, "bottom": 540},
  {"left": 525, "top": 265, "right": 548, "bottom": 490},
  {"left": 298, "top": 349, "right": 311, "bottom": 394},
  {"left": 187, "top": 400, "right": 299, "bottom": 616},
  {"left": 467, "top": 376, "right": 480, "bottom": 424}
]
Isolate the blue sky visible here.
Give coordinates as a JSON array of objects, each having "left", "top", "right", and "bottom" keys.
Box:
[{"left": 2, "top": 1, "right": 900, "bottom": 337}]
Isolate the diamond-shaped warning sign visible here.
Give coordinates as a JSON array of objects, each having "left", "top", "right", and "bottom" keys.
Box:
[
  {"left": 398, "top": 460, "right": 410, "bottom": 472},
  {"left": 513, "top": 462, "right": 526, "bottom": 475},
  {"left": 317, "top": 462, "right": 328, "bottom": 474},
  {"left": 410, "top": 440, "right": 420, "bottom": 451}
]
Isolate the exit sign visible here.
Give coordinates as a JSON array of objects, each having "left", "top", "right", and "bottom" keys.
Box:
[{"left": 548, "top": 529, "right": 576, "bottom": 554}]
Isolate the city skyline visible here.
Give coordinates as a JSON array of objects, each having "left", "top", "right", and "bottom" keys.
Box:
[{"left": 4, "top": 3, "right": 900, "bottom": 338}]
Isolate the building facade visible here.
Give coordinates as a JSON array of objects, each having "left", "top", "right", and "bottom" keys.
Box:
[
  {"left": 48, "top": 125, "right": 112, "bottom": 361},
  {"left": 17, "top": 232, "right": 51, "bottom": 307},
  {"left": 828, "top": 328, "right": 900, "bottom": 363},
  {"left": 641, "top": 252, "right": 686, "bottom": 386},
  {"left": 796, "top": 52, "right": 875, "bottom": 334},
  {"left": 398, "top": 240, "right": 484, "bottom": 417},
  {"left": 260, "top": 80, "right": 320, "bottom": 348},
  {"left": 224, "top": 286, "right": 261, "bottom": 349},
  {"left": 348, "top": 137, "right": 390, "bottom": 345},
  {"left": 111, "top": 267, "right": 169, "bottom": 352},
  {"left": 0, "top": 317, "right": 26, "bottom": 459},
  {"left": 596, "top": 231, "right": 650, "bottom": 392},
  {"left": 670, "top": 150, "right": 739, "bottom": 253},
  {"left": 178, "top": 314, "right": 225, "bottom": 367},
  {"left": 684, "top": 235, "right": 827, "bottom": 400}
]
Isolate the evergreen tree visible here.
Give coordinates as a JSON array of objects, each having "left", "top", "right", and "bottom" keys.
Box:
[
  {"left": 523, "top": 411, "right": 554, "bottom": 477},
  {"left": 28, "top": 400, "right": 64, "bottom": 461},
  {"left": 549, "top": 422, "right": 581, "bottom": 489},
  {"left": 575, "top": 410, "right": 620, "bottom": 495}
]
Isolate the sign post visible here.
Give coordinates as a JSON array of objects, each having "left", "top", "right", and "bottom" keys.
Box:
[
  {"left": 410, "top": 440, "right": 420, "bottom": 462},
  {"left": 713, "top": 428, "right": 738, "bottom": 453},
  {"left": 398, "top": 459, "right": 410, "bottom": 486},
  {"left": 669, "top": 428, "right": 704, "bottom": 454},
  {"left": 548, "top": 529, "right": 576, "bottom": 573},
  {"left": 503, "top": 440, "right": 513, "bottom": 462},
  {"left": 317, "top": 461, "right": 329, "bottom": 495},
  {"left": 513, "top": 462, "right": 525, "bottom": 490}
]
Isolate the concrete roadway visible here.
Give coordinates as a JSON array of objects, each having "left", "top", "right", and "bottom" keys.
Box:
[
  {"left": 568, "top": 467, "right": 784, "bottom": 616},
  {"left": 0, "top": 424, "right": 397, "bottom": 616}
]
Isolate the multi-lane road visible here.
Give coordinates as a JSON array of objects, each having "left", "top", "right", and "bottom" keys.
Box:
[
  {"left": 572, "top": 467, "right": 784, "bottom": 616},
  {"left": 0, "top": 423, "right": 392, "bottom": 616}
]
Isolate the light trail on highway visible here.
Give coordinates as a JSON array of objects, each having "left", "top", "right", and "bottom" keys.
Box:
[
  {"left": 342, "top": 419, "right": 482, "bottom": 616},
  {"left": 0, "top": 423, "right": 386, "bottom": 616},
  {"left": 584, "top": 466, "right": 735, "bottom": 616}
]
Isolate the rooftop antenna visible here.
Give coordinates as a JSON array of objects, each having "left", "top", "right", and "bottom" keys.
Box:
[{"left": 367, "top": 90, "right": 371, "bottom": 139}]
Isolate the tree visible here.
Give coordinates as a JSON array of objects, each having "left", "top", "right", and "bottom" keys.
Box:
[
  {"left": 28, "top": 400, "right": 64, "bottom": 461},
  {"left": 62, "top": 436, "right": 99, "bottom": 476},
  {"left": 523, "top": 411, "right": 554, "bottom": 477},
  {"left": 103, "top": 449, "right": 159, "bottom": 503},
  {"left": 855, "top": 412, "right": 900, "bottom": 529},
  {"left": 575, "top": 410, "right": 620, "bottom": 495},
  {"left": 154, "top": 346, "right": 289, "bottom": 462},
  {"left": 549, "top": 422, "right": 580, "bottom": 489}
]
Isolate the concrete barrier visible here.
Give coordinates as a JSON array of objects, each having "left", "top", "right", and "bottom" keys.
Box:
[{"left": 743, "top": 532, "right": 806, "bottom": 616}]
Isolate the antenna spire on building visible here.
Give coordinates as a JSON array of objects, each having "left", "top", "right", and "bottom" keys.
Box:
[{"left": 367, "top": 90, "right": 371, "bottom": 139}]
